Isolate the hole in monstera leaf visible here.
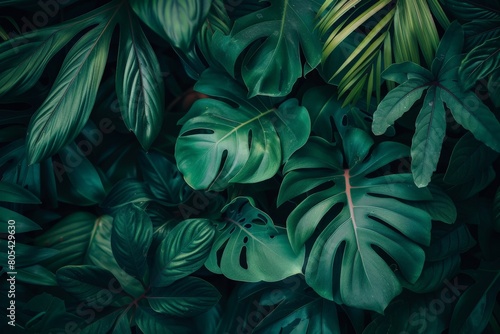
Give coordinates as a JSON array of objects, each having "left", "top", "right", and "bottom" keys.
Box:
[
  {"left": 248, "top": 129, "right": 253, "bottom": 150},
  {"left": 239, "top": 246, "right": 248, "bottom": 269},
  {"left": 243, "top": 236, "right": 248, "bottom": 243},
  {"left": 216, "top": 239, "right": 229, "bottom": 268},
  {"left": 244, "top": 223, "right": 252, "bottom": 228},
  {"left": 341, "top": 114, "right": 348, "bottom": 127},
  {"left": 368, "top": 215, "right": 404, "bottom": 242},
  {"left": 371, "top": 244, "right": 400, "bottom": 275},
  {"left": 180, "top": 128, "right": 214, "bottom": 136}
]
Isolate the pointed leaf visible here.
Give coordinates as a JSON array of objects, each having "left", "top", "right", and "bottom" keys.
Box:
[
  {"left": 111, "top": 205, "right": 153, "bottom": 283},
  {"left": 147, "top": 277, "right": 220, "bottom": 317},
  {"left": 0, "top": 181, "right": 41, "bottom": 204},
  {"left": 26, "top": 19, "right": 115, "bottom": 164},
  {"left": 459, "top": 35, "right": 500, "bottom": 90},
  {"left": 151, "top": 218, "right": 215, "bottom": 287},
  {"left": 431, "top": 21, "right": 464, "bottom": 76},
  {"left": 116, "top": 10, "right": 165, "bottom": 150}
]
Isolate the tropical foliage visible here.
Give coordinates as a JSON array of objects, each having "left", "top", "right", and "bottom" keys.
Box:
[{"left": 0, "top": 0, "right": 499, "bottom": 333}]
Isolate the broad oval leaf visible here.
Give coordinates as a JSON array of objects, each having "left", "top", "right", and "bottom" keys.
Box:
[
  {"left": 279, "top": 130, "right": 435, "bottom": 313},
  {"left": 147, "top": 276, "right": 220, "bottom": 317},
  {"left": 129, "top": 0, "right": 212, "bottom": 52},
  {"left": 151, "top": 218, "right": 215, "bottom": 287},
  {"left": 26, "top": 17, "right": 116, "bottom": 164},
  {"left": 111, "top": 205, "right": 153, "bottom": 283},
  {"left": 175, "top": 69, "right": 310, "bottom": 191},
  {"left": 116, "top": 10, "right": 165, "bottom": 150},
  {"left": 211, "top": 0, "right": 322, "bottom": 97},
  {"left": 205, "top": 197, "right": 305, "bottom": 282},
  {"left": 100, "top": 179, "right": 154, "bottom": 209},
  {"left": 135, "top": 307, "right": 192, "bottom": 334}
]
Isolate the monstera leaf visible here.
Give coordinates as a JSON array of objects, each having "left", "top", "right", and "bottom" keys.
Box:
[
  {"left": 211, "top": 0, "right": 322, "bottom": 97},
  {"left": 278, "top": 129, "right": 440, "bottom": 313},
  {"left": 372, "top": 22, "right": 500, "bottom": 187},
  {"left": 205, "top": 197, "right": 305, "bottom": 282},
  {"left": 175, "top": 69, "right": 310, "bottom": 191}
]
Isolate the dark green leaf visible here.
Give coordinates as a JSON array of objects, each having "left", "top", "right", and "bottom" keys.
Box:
[
  {"left": 0, "top": 181, "right": 41, "bottom": 204},
  {"left": 411, "top": 86, "right": 447, "bottom": 187},
  {"left": 135, "top": 307, "right": 192, "bottom": 334},
  {"left": 26, "top": 16, "right": 116, "bottom": 164},
  {"left": 0, "top": 240, "right": 58, "bottom": 267},
  {"left": 16, "top": 265, "right": 57, "bottom": 286},
  {"left": 116, "top": 9, "right": 165, "bottom": 150},
  {"left": 459, "top": 35, "right": 500, "bottom": 90},
  {"left": 130, "top": 0, "right": 213, "bottom": 52},
  {"left": 101, "top": 179, "right": 154, "bottom": 209},
  {"left": 211, "top": 0, "right": 321, "bottom": 97},
  {"left": 279, "top": 130, "right": 435, "bottom": 313},
  {"left": 111, "top": 205, "right": 153, "bottom": 283},
  {"left": 0, "top": 207, "right": 41, "bottom": 233},
  {"left": 147, "top": 276, "right": 220, "bottom": 317},
  {"left": 151, "top": 218, "right": 215, "bottom": 287},
  {"left": 431, "top": 21, "right": 464, "bottom": 76}
]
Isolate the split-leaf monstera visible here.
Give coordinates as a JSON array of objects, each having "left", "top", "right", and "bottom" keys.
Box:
[
  {"left": 175, "top": 69, "right": 310, "bottom": 191},
  {"left": 278, "top": 129, "right": 455, "bottom": 313}
]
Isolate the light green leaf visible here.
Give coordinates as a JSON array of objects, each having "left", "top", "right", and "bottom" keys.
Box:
[
  {"left": 147, "top": 276, "right": 220, "bottom": 317},
  {"left": 211, "top": 0, "right": 321, "bottom": 97},
  {"left": 175, "top": 69, "right": 310, "bottom": 191},
  {"left": 459, "top": 35, "right": 500, "bottom": 90},
  {"left": 116, "top": 9, "right": 165, "bottom": 150},
  {"left": 411, "top": 86, "right": 447, "bottom": 188},
  {"left": 26, "top": 17, "right": 116, "bottom": 164},
  {"left": 151, "top": 218, "right": 215, "bottom": 287},
  {"left": 111, "top": 205, "right": 153, "bottom": 284},
  {"left": 279, "top": 130, "right": 435, "bottom": 313},
  {"left": 205, "top": 197, "right": 304, "bottom": 282},
  {"left": 0, "top": 181, "right": 40, "bottom": 204},
  {"left": 130, "top": 0, "right": 212, "bottom": 52}
]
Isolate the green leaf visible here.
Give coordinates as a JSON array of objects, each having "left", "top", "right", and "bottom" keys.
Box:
[
  {"left": 382, "top": 61, "right": 433, "bottom": 84},
  {"left": 135, "top": 307, "right": 192, "bottom": 334},
  {"left": 58, "top": 142, "right": 106, "bottom": 204},
  {"left": 211, "top": 0, "right": 322, "bottom": 97},
  {"left": 16, "top": 265, "right": 57, "bottom": 286},
  {"left": 101, "top": 179, "right": 154, "bottom": 209},
  {"left": 147, "top": 276, "right": 220, "bottom": 317},
  {"left": 450, "top": 261, "right": 500, "bottom": 333},
  {"left": 411, "top": 86, "right": 447, "bottom": 187},
  {"left": 130, "top": 0, "right": 213, "bottom": 52},
  {"left": 463, "top": 19, "right": 500, "bottom": 51},
  {"left": 116, "top": 9, "right": 165, "bottom": 150},
  {"left": 441, "top": 81, "right": 500, "bottom": 153},
  {"left": 175, "top": 69, "right": 310, "bottom": 191},
  {"left": 441, "top": 0, "right": 500, "bottom": 21},
  {"left": 0, "top": 181, "right": 41, "bottom": 204},
  {"left": 151, "top": 218, "right": 215, "bottom": 287},
  {"left": 85, "top": 215, "right": 145, "bottom": 298},
  {"left": 412, "top": 185, "right": 457, "bottom": 224},
  {"left": 56, "top": 265, "right": 125, "bottom": 305},
  {"left": 34, "top": 212, "right": 97, "bottom": 270},
  {"left": 372, "top": 78, "right": 428, "bottom": 135},
  {"left": 431, "top": 21, "right": 464, "bottom": 76},
  {"left": 81, "top": 309, "right": 126, "bottom": 334},
  {"left": 279, "top": 130, "right": 435, "bottom": 313},
  {"left": 0, "top": 1, "right": 117, "bottom": 97},
  {"left": 26, "top": 16, "right": 116, "bottom": 164},
  {"left": 459, "top": 35, "right": 500, "bottom": 90},
  {"left": 444, "top": 132, "right": 499, "bottom": 184},
  {"left": 0, "top": 207, "right": 41, "bottom": 233},
  {"left": 494, "top": 186, "right": 500, "bottom": 232},
  {"left": 205, "top": 197, "right": 305, "bottom": 282},
  {"left": 139, "top": 151, "right": 193, "bottom": 206},
  {"left": 111, "top": 205, "right": 153, "bottom": 284}
]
